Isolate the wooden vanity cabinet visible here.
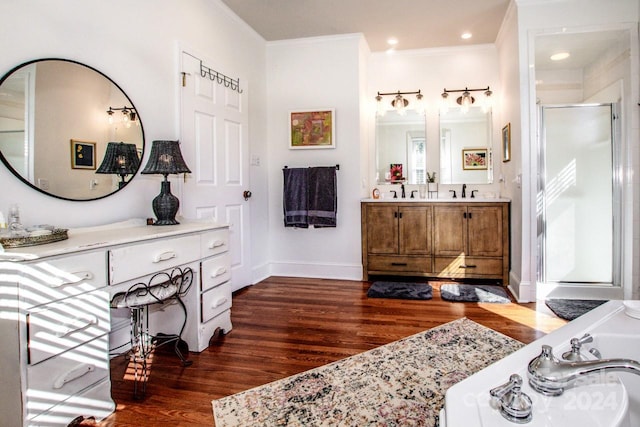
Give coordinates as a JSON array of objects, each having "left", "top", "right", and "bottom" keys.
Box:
[
  {"left": 362, "top": 201, "right": 509, "bottom": 284},
  {"left": 362, "top": 203, "right": 433, "bottom": 278}
]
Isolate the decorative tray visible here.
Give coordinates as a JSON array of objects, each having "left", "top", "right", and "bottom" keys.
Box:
[{"left": 0, "top": 228, "right": 69, "bottom": 248}]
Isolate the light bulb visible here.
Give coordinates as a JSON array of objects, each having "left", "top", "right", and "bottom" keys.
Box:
[
  {"left": 415, "top": 93, "right": 425, "bottom": 115},
  {"left": 440, "top": 92, "right": 450, "bottom": 114},
  {"left": 394, "top": 94, "right": 406, "bottom": 115},
  {"left": 376, "top": 94, "right": 386, "bottom": 117}
]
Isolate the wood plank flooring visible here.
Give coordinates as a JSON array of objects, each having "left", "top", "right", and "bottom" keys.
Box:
[{"left": 99, "top": 277, "right": 567, "bottom": 427}]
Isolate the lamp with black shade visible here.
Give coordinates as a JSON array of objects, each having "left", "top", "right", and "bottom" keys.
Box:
[
  {"left": 141, "top": 140, "right": 191, "bottom": 226},
  {"left": 96, "top": 142, "right": 141, "bottom": 188}
]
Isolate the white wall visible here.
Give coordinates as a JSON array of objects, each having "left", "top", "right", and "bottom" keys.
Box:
[{"left": 265, "top": 35, "right": 367, "bottom": 280}]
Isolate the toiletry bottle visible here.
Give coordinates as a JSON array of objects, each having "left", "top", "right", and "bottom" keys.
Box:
[
  {"left": 0, "top": 211, "right": 6, "bottom": 230},
  {"left": 372, "top": 188, "right": 380, "bottom": 199}
]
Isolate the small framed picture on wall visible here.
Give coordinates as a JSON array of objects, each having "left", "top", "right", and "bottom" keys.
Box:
[{"left": 70, "top": 139, "right": 96, "bottom": 169}]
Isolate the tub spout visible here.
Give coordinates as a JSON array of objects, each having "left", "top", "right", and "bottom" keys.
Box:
[{"left": 527, "top": 344, "right": 640, "bottom": 396}]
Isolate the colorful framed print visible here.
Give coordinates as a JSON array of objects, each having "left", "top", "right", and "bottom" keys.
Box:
[
  {"left": 289, "top": 109, "right": 335, "bottom": 149},
  {"left": 70, "top": 139, "right": 96, "bottom": 169},
  {"left": 462, "top": 148, "right": 488, "bottom": 170}
]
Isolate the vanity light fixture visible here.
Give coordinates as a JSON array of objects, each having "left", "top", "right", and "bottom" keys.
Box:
[
  {"left": 141, "top": 140, "right": 191, "bottom": 226},
  {"left": 107, "top": 106, "right": 138, "bottom": 127},
  {"left": 550, "top": 52, "right": 570, "bottom": 61},
  {"left": 96, "top": 142, "right": 141, "bottom": 188},
  {"left": 376, "top": 90, "right": 423, "bottom": 116},
  {"left": 440, "top": 86, "right": 492, "bottom": 114}
]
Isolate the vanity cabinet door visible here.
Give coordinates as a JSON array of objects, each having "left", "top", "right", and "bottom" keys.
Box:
[
  {"left": 433, "top": 205, "right": 467, "bottom": 256},
  {"left": 366, "top": 205, "right": 398, "bottom": 254},
  {"left": 399, "top": 206, "right": 431, "bottom": 255},
  {"left": 467, "top": 206, "right": 503, "bottom": 257}
]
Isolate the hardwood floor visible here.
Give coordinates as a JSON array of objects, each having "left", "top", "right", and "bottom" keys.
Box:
[{"left": 99, "top": 277, "right": 566, "bottom": 426}]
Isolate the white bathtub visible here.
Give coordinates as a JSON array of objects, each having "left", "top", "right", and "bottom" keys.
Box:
[{"left": 442, "top": 300, "right": 640, "bottom": 427}]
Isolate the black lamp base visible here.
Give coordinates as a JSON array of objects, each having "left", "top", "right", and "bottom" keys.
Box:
[{"left": 152, "top": 180, "right": 180, "bottom": 226}]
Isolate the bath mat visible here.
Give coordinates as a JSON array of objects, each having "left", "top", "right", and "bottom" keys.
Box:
[
  {"left": 366, "top": 281, "right": 433, "bottom": 300},
  {"left": 212, "top": 318, "right": 523, "bottom": 427},
  {"left": 440, "top": 283, "right": 511, "bottom": 303},
  {"left": 545, "top": 299, "right": 608, "bottom": 321}
]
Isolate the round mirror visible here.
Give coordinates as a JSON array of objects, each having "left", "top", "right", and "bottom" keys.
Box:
[{"left": 0, "top": 59, "right": 144, "bottom": 201}]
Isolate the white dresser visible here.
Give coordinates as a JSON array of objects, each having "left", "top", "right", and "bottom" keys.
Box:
[{"left": 0, "top": 219, "right": 231, "bottom": 426}]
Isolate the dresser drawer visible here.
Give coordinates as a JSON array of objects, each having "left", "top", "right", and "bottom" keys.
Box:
[
  {"left": 434, "top": 256, "right": 502, "bottom": 277},
  {"left": 201, "top": 281, "right": 231, "bottom": 323},
  {"left": 109, "top": 235, "right": 200, "bottom": 285},
  {"left": 27, "top": 289, "right": 110, "bottom": 365},
  {"left": 367, "top": 255, "right": 432, "bottom": 273},
  {"left": 22, "top": 251, "right": 106, "bottom": 308},
  {"left": 201, "top": 252, "right": 231, "bottom": 292},
  {"left": 200, "top": 228, "right": 229, "bottom": 258},
  {"left": 26, "top": 335, "right": 109, "bottom": 419}
]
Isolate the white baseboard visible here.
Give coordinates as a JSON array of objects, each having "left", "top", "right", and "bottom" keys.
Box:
[{"left": 268, "top": 261, "right": 363, "bottom": 281}]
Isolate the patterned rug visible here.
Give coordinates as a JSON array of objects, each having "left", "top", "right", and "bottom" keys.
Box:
[
  {"left": 212, "top": 318, "right": 523, "bottom": 426},
  {"left": 440, "top": 284, "right": 511, "bottom": 303},
  {"left": 367, "top": 281, "right": 433, "bottom": 300}
]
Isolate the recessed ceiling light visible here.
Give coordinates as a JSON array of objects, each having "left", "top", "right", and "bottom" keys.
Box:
[
  {"left": 461, "top": 32, "right": 472, "bottom": 40},
  {"left": 550, "top": 52, "right": 570, "bottom": 61},
  {"left": 387, "top": 37, "right": 398, "bottom": 46}
]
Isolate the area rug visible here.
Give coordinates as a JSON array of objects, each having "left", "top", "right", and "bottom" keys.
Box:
[
  {"left": 366, "top": 281, "right": 433, "bottom": 300},
  {"left": 545, "top": 299, "right": 608, "bottom": 321},
  {"left": 440, "top": 283, "right": 511, "bottom": 303},
  {"left": 212, "top": 318, "right": 523, "bottom": 426}
]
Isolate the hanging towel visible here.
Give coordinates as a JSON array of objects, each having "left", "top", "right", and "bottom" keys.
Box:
[
  {"left": 308, "top": 166, "right": 337, "bottom": 228},
  {"left": 283, "top": 167, "right": 309, "bottom": 228}
]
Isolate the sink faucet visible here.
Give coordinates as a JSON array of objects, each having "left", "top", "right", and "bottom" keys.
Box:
[
  {"left": 527, "top": 344, "right": 640, "bottom": 396},
  {"left": 401, "top": 183, "right": 406, "bottom": 198},
  {"left": 461, "top": 183, "right": 466, "bottom": 198}
]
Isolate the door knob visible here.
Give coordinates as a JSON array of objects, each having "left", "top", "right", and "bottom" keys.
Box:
[{"left": 243, "top": 190, "right": 252, "bottom": 201}]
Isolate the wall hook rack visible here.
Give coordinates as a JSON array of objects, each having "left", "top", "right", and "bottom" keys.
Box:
[{"left": 183, "top": 52, "right": 243, "bottom": 94}]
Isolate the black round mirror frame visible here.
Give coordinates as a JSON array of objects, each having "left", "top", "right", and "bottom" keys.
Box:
[{"left": 0, "top": 58, "right": 145, "bottom": 202}]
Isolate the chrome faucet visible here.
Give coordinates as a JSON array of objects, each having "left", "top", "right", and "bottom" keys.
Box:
[
  {"left": 527, "top": 344, "right": 640, "bottom": 396},
  {"left": 461, "top": 183, "right": 466, "bottom": 198}
]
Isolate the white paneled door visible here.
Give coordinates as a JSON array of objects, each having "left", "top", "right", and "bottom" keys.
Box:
[{"left": 179, "top": 51, "right": 251, "bottom": 291}]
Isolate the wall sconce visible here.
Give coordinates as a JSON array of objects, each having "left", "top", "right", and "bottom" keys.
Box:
[
  {"left": 440, "top": 87, "right": 492, "bottom": 114},
  {"left": 141, "top": 140, "right": 191, "bottom": 226},
  {"left": 96, "top": 142, "right": 141, "bottom": 188},
  {"left": 107, "top": 106, "right": 139, "bottom": 128},
  {"left": 376, "top": 90, "right": 424, "bottom": 116}
]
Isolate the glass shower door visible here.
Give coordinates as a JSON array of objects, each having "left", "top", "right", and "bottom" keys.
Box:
[{"left": 540, "top": 104, "right": 615, "bottom": 285}]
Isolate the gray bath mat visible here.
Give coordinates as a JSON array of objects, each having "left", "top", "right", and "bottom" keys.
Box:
[
  {"left": 545, "top": 299, "right": 608, "bottom": 321},
  {"left": 367, "top": 282, "right": 433, "bottom": 300},
  {"left": 440, "top": 284, "right": 511, "bottom": 303}
]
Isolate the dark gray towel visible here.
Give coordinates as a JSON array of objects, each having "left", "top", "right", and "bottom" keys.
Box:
[
  {"left": 308, "top": 166, "right": 337, "bottom": 227},
  {"left": 283, "top": 168, "right": 309, "bottom": 228}
]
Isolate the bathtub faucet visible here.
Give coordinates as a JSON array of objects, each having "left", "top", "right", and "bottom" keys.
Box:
[{"left": 527, "top": 344, "right": 640, "bottom": 396}]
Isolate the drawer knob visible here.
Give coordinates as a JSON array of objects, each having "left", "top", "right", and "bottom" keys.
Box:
[
  {"left": 459, "top": 264, "right": 477, "bottom": 269},
  {"left": 56, "top": 314, "right": 99, "bottom": 338},
  {"left": 53, "top": 363, "right": 96, "bottom": 389},
  {"left": 153, "top": 251, "right": 177, "bottom": 263},
  {"left": 211, "top": 267, "right": 227, "bottom": 278},
  {"left": 211, "top": 297, "right": 228, "bottom": 309},
  {"left": 53, "top": 271, "right": 94, "bottom": 288},
  {"left": 208, "top": 240, "right": 226, "bottom": 249}
]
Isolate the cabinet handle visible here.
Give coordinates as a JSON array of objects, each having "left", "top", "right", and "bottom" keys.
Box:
[
  {"left": 211, "top": 297, "right": 229, "bottom": 309},
  {"left": 459, "top": 264, "right": 477, "bottom": 269},
  {"left": 208, "top": 240, "right": 226, "bottom": 249},
  {"left": 211, "top": 267, "right": 227, "bottom": 278},
  {"left": 391, "top": 262, "right": 408, "bottom": 266},
  {"left": 53, "top": 363, "right": 96, "bottom": 389},
  {"left": 56, "top": 314, "right": 99, "bottom": 338},
  {"left": 153, "top": 251, "right": 177, "bottom": 263},
  {"left": 52, "top": 271, "right": 94, "bottom": 288}
]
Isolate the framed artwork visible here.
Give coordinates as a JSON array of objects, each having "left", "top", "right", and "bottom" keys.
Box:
[
  {"left": 70, "top": 139, "right": 96, "bottom": 169},
  {"left": 502, "top": 123, "right": 511, "bottom": 162},
  {"left": 289, "top": 108, "right": 335, "bottom": 149},
  {"left": 462, "top": 148, "right": 488, "bottom": 170}
]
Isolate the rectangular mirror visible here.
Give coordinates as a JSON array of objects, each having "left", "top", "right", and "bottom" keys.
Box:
[
  {"left": 439, "top": 106, "right": 492, "bottom": 184},
  {"left": 375, "top": 109, "right": 426, "bottom": 184}
]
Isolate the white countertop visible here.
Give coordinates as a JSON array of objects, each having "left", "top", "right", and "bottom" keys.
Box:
[
  {"left": 361, "top": 197, "right": 510, "bottom": 203},
  {"left": 0, "top": 218, "right": 228, "bottom": 261}
]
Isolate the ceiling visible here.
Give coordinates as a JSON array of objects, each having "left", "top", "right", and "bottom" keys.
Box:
[{"left": 221, "top": 0, "right": 511, "bottom": 52}]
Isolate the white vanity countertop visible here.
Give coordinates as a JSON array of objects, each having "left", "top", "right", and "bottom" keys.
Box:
[
  {"left": 0, "top": 218, "right": 228, "bottom": 261},
  {"left": 361, "top": 197, "right": 511, "bottom": 203}
]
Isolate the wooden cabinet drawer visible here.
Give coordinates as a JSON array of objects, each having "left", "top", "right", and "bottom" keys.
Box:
[
  {"left": 200, "top": 228, "right": 229, "bottom": 258},
  {"left": 22, "top": 251, "right": 106, "bottom": 308},
  {"left": 109, "top": 235, "right": 200, "bottom": 285},
  {"left": 434, "top": 256, "right": 502, "bottom": 278},
  {"left": 27, "top": 289, "right": 110, "bottom": 365},
  {"left": 201, "top": 281, "right": 232, "bottom": 323},
  {"left": 367, "top": 255, "right": 432, "bottom": 273},
  {"left": 26, "top": 335, "right": 109, "bottom": 419},
  {"left": 201, "top": 253, "right": 231, "bottom": 292}
]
